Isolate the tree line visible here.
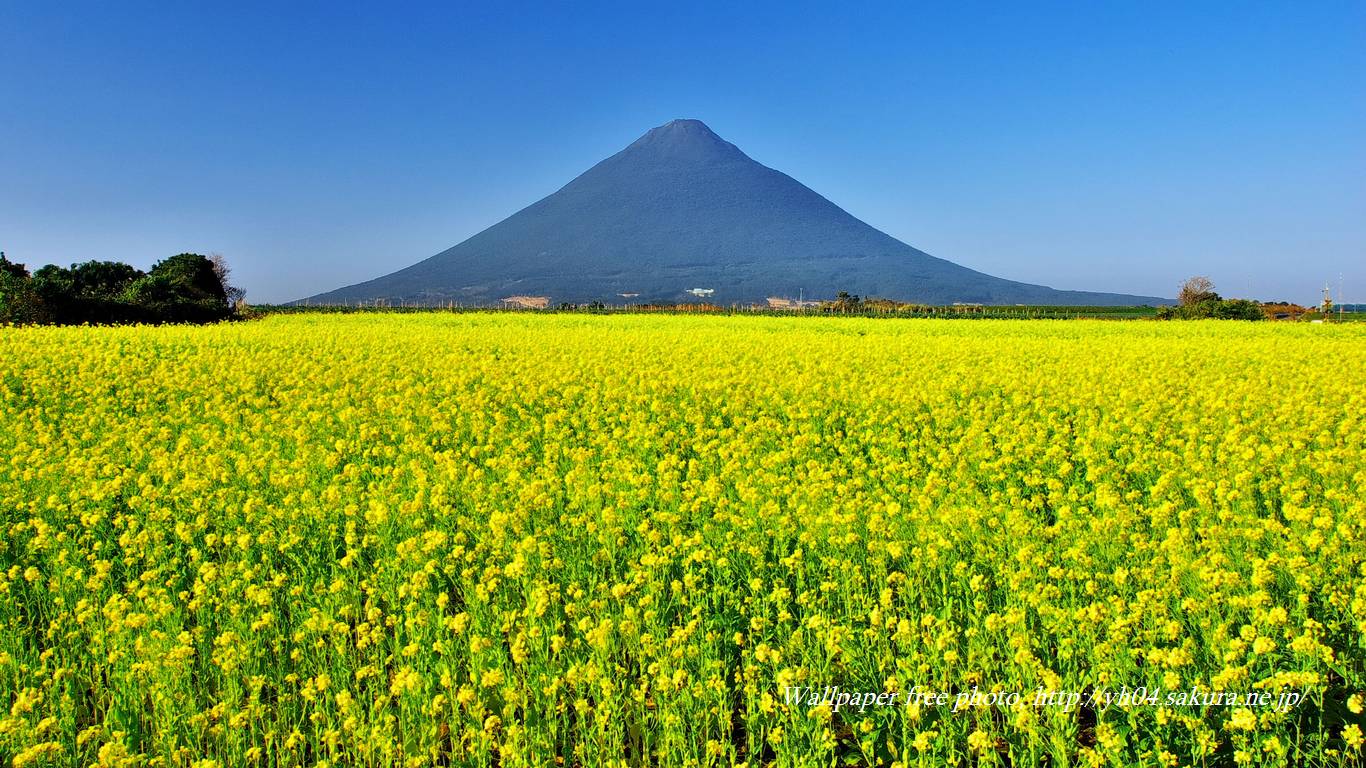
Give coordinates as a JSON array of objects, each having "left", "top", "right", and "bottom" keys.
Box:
[
  {"left": 0, "top": 252, "right": 244, "bottom": 325},
  {"left": 1155, "top": 276, "right": 1264, "bottom": 320}
]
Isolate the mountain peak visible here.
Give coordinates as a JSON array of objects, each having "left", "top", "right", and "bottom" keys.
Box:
[
  {"left": 654, "top": 118, "right": 716, "bottom": 134},
  {"left": 625, "top": 118, "right": 743, "bottom": 161}
]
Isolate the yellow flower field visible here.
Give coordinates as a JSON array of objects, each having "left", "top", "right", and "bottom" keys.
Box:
[{"left": 1, "top": 314, "right": 1364, "bottom": 767}]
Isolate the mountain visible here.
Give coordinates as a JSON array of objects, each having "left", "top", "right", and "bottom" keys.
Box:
[{"left": 303, "top": 119, "right": 1167, "bottom": 306}]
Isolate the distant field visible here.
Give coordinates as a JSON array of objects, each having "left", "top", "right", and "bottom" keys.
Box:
[
  {"left": 262, "top": 303, "right": 1162, "bottom": 319},
  {"left": 2, "top": 315, "right": 1364, "bottom": 766}
]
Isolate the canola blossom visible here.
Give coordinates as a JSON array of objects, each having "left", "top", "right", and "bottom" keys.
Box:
[{"left": 1, "top": 313, "right": 1364, "bottom": 767}]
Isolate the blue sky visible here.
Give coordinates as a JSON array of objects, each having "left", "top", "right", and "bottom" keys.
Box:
[{"left": 2, "top": 1, "right": 1362, "bottom": 304}]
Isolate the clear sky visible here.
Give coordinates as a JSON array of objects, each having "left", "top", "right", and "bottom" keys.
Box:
[{"left": 2, "top": 1, "right": 1362, "bottom": 304}]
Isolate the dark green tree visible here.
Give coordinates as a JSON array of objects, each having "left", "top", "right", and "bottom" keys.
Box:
[
  {"left": 29, "top": 261, "right": 146, "bottom": 323},
  {"left": 30, "top": 265, "right": 79, "bottom": 321},
  {"left": 0, "top": 252, "right": 27, "bottom": 280},
  {"left": 1211, "top": 298, "right": 1265, "bottom": 320},
  {"left": 0, "top": 253, "right": 48, "bottom": 324},
  {"left": 122, "top": 253, "right": 231, "bottom": 323},
  {"left": 70, "top": 260, "right": 144, "bottom": 298}
]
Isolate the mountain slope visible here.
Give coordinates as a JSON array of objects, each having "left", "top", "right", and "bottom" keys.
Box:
[{"left": 304, "top": 119, "right": 1167, "bottom": 306}]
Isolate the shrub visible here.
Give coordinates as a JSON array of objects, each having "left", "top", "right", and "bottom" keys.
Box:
[
  {"left": 1157, "top": 298, "right": 1264, "bottom": 321},
  {"left": 0, "top": 252, "right": 236, "bottom": 325}
]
